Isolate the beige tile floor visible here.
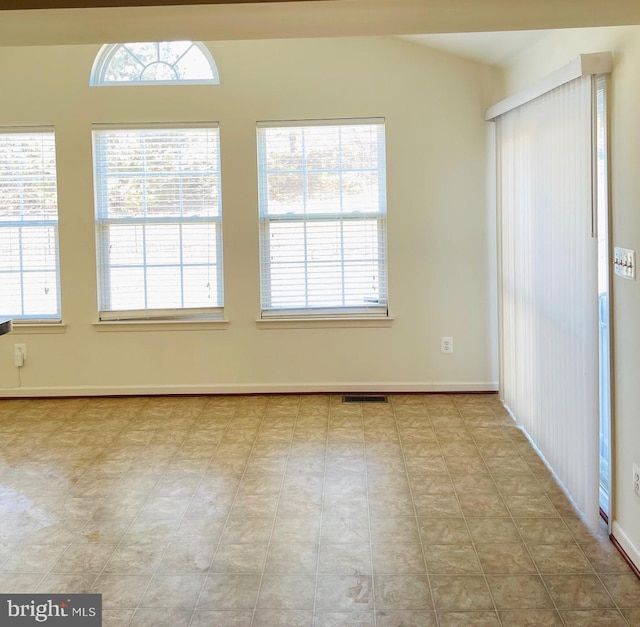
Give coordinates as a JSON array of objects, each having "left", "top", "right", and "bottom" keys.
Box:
[{"left": 0, "top": 393, "right": 638, "bottom": 626}]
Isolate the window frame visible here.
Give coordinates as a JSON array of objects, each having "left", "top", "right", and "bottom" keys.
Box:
[
  {"left": 90, "top": 41, "right": 220, "bottom": 87},
  {"left": 0, "top": 126, "right": 62, "bottom": 324},
  {"left": 92, "top": 122, "right": 224, "bottom": 322},
  {"left": 256, "top": 117, "right": 389, "bottom": 320}
]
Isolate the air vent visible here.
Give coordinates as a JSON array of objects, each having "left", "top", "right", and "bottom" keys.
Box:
[{"left": 342, "top": 395, "right": 388, "bottom": 403}]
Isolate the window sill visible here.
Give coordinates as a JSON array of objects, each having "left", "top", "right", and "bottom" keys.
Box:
[
  {"left": 255, "top": 316, "right": 394, "bottom": 329},
  {"left": 92, "top": 319, "right": 230, "bottom": 332},
  {"left": 10, "top": 322, "right": 67, "bottom": 335}
]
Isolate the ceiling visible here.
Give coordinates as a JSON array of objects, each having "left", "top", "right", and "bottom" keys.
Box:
[
  {"left": 0, "top": 0, "right": 639, "bottom": 47},
  {"left": 402, "top": 30, "right": 551, "bottom": 68}
]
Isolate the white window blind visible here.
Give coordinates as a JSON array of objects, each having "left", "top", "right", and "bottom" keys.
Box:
[
  {"left": 0, "top": 129, "right": 61, "bottom": 322},
  {"left": 496, "top": 75, "right": 600, "bottom": 528},
  {"left": 93, "top": 125, "right": 223, "bottom": 320},
  {"left": 257, "top": 119, "right": 388, "bottom": 318}
]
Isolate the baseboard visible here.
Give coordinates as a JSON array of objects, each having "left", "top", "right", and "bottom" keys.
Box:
[
  {"left": 0, "top": 381, "right": 499, "bottom": 398},
  {"left": 612, "top": 521, "right": 640, "bottom": 576}
]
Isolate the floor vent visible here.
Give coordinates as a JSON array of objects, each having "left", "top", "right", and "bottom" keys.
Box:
[{"left": 342, "top": 395, "right": 388, "bottom": 403}]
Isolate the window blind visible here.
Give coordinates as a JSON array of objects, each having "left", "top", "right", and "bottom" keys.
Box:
[
  {"left": 496, "top": 75, "right": 600, "bottom": 528},
  {"left": 257, "top": 119, "right": 388, "bottom": 318},
  {"left": 93, "top": 125, "right": 223, "bottom": 320},
  {"left": 0, "top": 129, "right": 60, "bottom": 321}
]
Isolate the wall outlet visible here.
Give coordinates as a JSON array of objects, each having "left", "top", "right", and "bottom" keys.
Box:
[
  {"left": 634, "top": 463, "right": 640, "bottom": 498},
  {"left": 441, "top": 337, "right": 454, "bottom": 354},
  {"left": 14, "top": 344, "right": 26, "bottom": 368}
]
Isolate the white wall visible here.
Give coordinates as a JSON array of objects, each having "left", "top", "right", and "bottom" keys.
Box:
[
  {"left": 504, "top": 25, "right": 640, "bottom": 568},
  {"left": 0, "top": 37, "right": 501, "bottom": 396}
]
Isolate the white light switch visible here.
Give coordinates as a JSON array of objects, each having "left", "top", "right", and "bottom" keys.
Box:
[{"left": 614, "top": 247, "right": 635, "bottom": 280}]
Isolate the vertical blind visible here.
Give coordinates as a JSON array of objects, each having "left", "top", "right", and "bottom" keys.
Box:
[
  {"left": 496, "top": 75, "right": 600, "bottom": 527},
  {"left": 0, "top": 129, "right": 60, "bottom": 321},
  {"left": 93, "top": 125, "right": 223, "bottom": 320},
  {"left": 257, "top": 119, "right": 388, "bottom": 317}
]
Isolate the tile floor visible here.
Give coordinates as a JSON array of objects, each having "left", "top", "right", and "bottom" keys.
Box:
[{"left": 0, "top": 393, "right": 638, "bottom": 626}]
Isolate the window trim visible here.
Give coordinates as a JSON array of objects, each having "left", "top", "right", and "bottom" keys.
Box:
[
  {"left": 92, "top": 122, "right": 224, "bottom": 322},
  {"left": 90, "top": 41, "right": 220, "bottom": 87},
  {"left": 256, "top": 117, "right": 389, "bottom": 320},
  {"left": 0, "top": 126, "right": 62, "bottom": 323}
]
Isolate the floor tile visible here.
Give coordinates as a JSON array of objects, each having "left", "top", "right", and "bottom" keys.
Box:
[
  {"left": 197, "top": 574, "right": 261, "bottom": 610},
  {"left": 437, "top": 611, "right": 500, "bottom": 626},
  {"left": 313, "top": 611, "right": 374, "bottom": 626},
  {"left": 372, "top": 543, "right": 426, "bottom": 574},
  {"left": 430, "top": 575, "right": 492, "bottom": 611},
  {"left": 51, "top": 543, "right": 116, "bottom": 574},
  {"left": 256, "top": 574, "right": 316, "bottom": 609},
  {"left": 253, "top": 610, "right": 314, "bottom": 626},
  {"left": 220, "top": 517, "right": 274, "bottom": 544},
  {"left": 376, "top": 610, "right": 437, "bottom": 626},
  {"left": 413, "top": 494, "right": 463, "bottom": 517},
  {"left": 130, "top": 608, "right": 193, "bottom": 627},
  {"left": 417, "top": 518, "right": 471, "bottom": 545},
  {"left": 543, "top": 574, "right": 616, "bottom": 609},
  {"left": 103, "top": 609, "right": 136, "bottom": 626},
  {"left": 560, "top": 609, "right": 629, "bottom": 625},
  {"left": 475, "top": 543, "right": 536, "bottom": 574},
  {"left": 91, "top": 573, "right": 153, "bottom": 609},
  {"left": 457, "top": 493, "right": 509, "bottom": 518},
  {"left": 599, "top": 573, "right": 640, "bottom": 607},
  {"left": 514, "top": 518, "right": 574, "bottom": 544},
  {"left": 487, "top": 574, "right": 554, "bottom": 610},
  {"left": 265, "top": 541, "right": 319, "bottom": 574},
  {"left": 498, "top": 610, "right": 563, "bottom": 625},
  {"left": 530, "top": 544, "right": 593, "bottom": 574},
  {"left": 374, "top": 574, "right": 433, "bottom": 610},
  {"left": 321, "top": 517, "right": 369, "bottom": 544},
  {"left": 271, "top": 516, "right": 321, "bottom": 544},
  {"left": 370, "top": 517, "right": 420, "bottom": 544},
  {"left": 503, "top": 495, "right": 559, "bottom": 518},
  {"left": 211, "top": 543, "right": 268, "bottom": 574},
  {"left": 103, "top": 543, "right": 166, "bottom": 574},
  {"left": 424, "top": 545, "right": 482, "bottom": 574},
  {"left": 158, "top": 541, "right": 216, "bottom": 573},
  {"left": 36, "top": 573, "right": 98, "bottom": 594},
  {"left": 315, "top": 574, "right": 374, "bottom": 611},
  {"left": 580, "top": 542, "right": 634, "bottom": 574},
  {"left": 466, "top": 518, "right": 520, "bottom": 544},
  {"left": 319, "top": 543, "right": 372, "bottom": 575},
  {"left": 191, "top": 610, "right": 254, "bottom": 626},
  {"left": 139, "top": 573, "right": 205, "bottom": 608}
]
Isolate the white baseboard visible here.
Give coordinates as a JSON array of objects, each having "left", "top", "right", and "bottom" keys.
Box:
[
  {"left": 612, "top": 521, "right": 640, "bottom": 571},
  {"left": 0, "top": 381, "right": 499, "bottom": 398}
]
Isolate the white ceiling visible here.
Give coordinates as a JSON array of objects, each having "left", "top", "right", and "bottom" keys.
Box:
[{"left": 402, "top": 30, "right": 551, "bottom": 68}]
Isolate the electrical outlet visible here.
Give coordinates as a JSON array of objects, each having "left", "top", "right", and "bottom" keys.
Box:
[
  {"left": 14, "top": 344, "right": 26, "bottom": 368},
  {"left": 441, "top": 337, "right": 454, "bottom": 354},
  {"left": 634, "top": 463, "right": 640, "bottom": 498}
]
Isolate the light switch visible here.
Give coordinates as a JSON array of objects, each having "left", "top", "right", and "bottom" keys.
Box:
[{"left": 614, "top": 247, "right": 636, "bottom": 280}]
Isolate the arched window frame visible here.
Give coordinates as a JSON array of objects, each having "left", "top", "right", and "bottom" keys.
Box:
[{"left": 90, "top": 41, "right": 220, "bottom": 86}]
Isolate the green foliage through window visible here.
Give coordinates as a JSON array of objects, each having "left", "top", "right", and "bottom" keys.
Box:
[{"left": 90, "top": 42, "right": 220, "bottom": 86}]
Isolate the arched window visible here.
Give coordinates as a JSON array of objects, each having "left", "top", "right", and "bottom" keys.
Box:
[{"left": 90, "top": 41, "right": 219, "bottom": 86}]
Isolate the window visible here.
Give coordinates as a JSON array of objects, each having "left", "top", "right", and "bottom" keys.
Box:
[
  {"left": 90, "top": 41, "right": 220, "bottom": 86},
  {"left": 0, "top": 128, "right": 61, "bottom": 321},
  {"left": 93, "top": 125, "right": 223, "bottom": 321},
  {"left": 257, "top": 118, "right": 388, "bottom": 318}
]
